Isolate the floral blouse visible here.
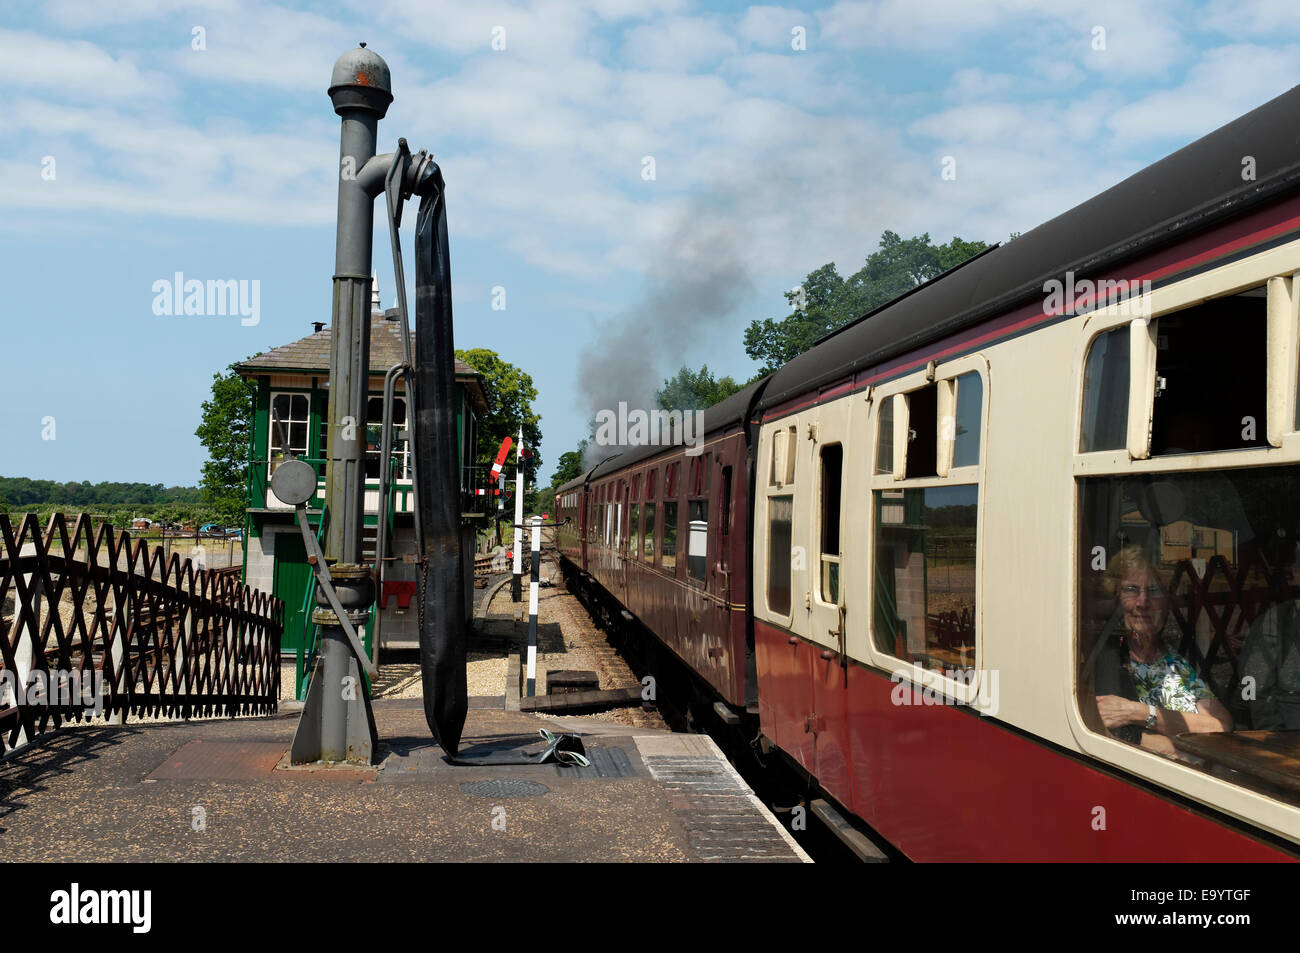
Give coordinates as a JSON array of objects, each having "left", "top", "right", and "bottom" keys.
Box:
[{"left": 1127, "top": 651, "right": 1213, "bottom": 713}]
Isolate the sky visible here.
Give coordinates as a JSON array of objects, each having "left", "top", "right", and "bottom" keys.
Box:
[{"left": 3, "top": 0, "right": 1300, "bottom": 488}]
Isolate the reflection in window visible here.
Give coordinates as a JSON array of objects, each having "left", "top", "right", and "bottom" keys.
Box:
[
  {"left": 1080, "top": 327, "right": 1129, "bottom": 453},
  {"left": 873, "top": 485, "right": 978, "bottom": 675},
  {"left": 270, "top": 392, "right": 309, "bottom": 475},
  {"left": 643, "top": 502, "right": 656, "bottom": 561},
  {"left": 876, "top": 396, "right": 894, "bottom": 475},
  {"left": 364, "top": 396, "right": 408, "bottom": 481},
  {"left": 820, "top": 444, "right": 843, "bottom": 604},
  {"left": 688, "top": 500, "right": 708, "bottom": 582},
  {"left": 768, "top": 495, "right": 793, "bottom": 615},
  {"left": 953, "top": 372, "right": 982, "bottom": 468},
  {"left": 629, "top": 503, "right": 641, "bottom": 560},
  {"left": 1078, "top": 464, "right": 1300, "bottom": 806},
  {"left": 662, "top": 502, "right": 678, "bottom": 571},
  {"left": 720, "top": 467, "right": 733, "bottom": 536}
]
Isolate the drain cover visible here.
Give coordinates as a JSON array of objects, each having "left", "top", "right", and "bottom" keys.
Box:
[{"left": 459, "top": 779, "right": 549, "bottom": 798}]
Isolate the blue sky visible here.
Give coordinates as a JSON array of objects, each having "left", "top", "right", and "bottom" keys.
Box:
[{"left": 3, "top": 0, "right": 1300, "bottom": 487}]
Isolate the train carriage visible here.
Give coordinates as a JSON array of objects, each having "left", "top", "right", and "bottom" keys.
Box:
[{"left": 558, "top": 84, "right": 1300, "bottom": 860}]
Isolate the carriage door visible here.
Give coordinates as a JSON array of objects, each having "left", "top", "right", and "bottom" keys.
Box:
[{"left": 807, "top": 395, "right": 851, "bottom": 797}]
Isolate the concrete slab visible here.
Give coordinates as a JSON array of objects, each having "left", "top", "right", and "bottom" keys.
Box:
[{"left": 0, "top": 699, "right": 808, "bottom": 863}]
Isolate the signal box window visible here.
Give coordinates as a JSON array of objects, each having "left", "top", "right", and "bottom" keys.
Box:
[
  {"left": 662, "top": 502, "right": 678, "bottom": 571},
  {"left": 1080, "top": 327, "right": 1129, "bottom": 452},
  {"left": 873, "top": 485, "right": 978, "bottom": 676},
  {"left": 1077, "top": 464, "right": 1300, "bottom": 807},
  {"left": 820, "top": 444, "right": 843, "bottom": 604},
  {"left": 688, "top": 500, "right": 708, "bottom": 583},
  {"left": 1150, "top": 290, "right": 1266, "bottom": 456},
  {"left": 270, "top": 392, "right": 310, "bottom": 475},
  {"left": 768, "top": 495, "right": 794, "bottom": 615}
]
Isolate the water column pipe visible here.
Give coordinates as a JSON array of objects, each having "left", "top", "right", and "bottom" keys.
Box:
[{"left": 290, "top": 44, "right": 438, "bottom": 765}]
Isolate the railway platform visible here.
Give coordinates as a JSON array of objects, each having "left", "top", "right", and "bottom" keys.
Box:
[{"left": 0, "top": 697, "right": 810, "bottom": 863}]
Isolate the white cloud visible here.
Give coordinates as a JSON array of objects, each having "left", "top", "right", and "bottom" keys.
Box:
[
  {"left": 622, "top": 16, "right": 738, "bottom": 70},
  {"left": 737, "top": 6, "right": 810, "bottom": 48},
  {"left": 4, "top": 29, "right": 172, "bottom": 102},
  {"left": 1201, "top": 0, "right": 1300, "bottom": 37},
  {"left": 1107, "top": 43, "right": 1300, "bottom": 142}
]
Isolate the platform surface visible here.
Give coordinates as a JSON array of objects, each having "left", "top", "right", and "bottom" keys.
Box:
[{"left": 0, "top": 699, "right": 809, "bottom": 863}]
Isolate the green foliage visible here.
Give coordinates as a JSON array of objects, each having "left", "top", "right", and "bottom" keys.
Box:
[
  {"left": 743, "top": 231, "right": 991, "bottom": 374},
  {"left": 534, "top": 486, "right": 556, "bottom": 517},
  {"left": 550, "top": 439, "right": 588, "bottom": 488},
  {"left": 456, "top": 348, "right": 543, "bottom": 482},
  {"left": 655, "top": 365, "right": 744, "bottom": 412},
  {"left": 0, "top": 476, "right": 201, "bottom": 506},
  {"left": 8, "top": 502, "right": 223, "bottom": 529},
  {"left": 195, "top": 361, "right": 255, "bottom": 526}
]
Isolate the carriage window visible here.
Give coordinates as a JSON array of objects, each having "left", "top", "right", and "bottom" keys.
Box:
[
  {"left": 873, "top": 485, "right": 978, "bottom": 676},
  {"left": 1077, "top": 463, "right": 1300, "bottom": 807},
  {"left": 1080, "top": 327, "right": 1129, "bottom": 452},
  {"left": 905, "top": 385, "right": 938, "bottom": 479},
  {"left": 819, "top": 444, "right": 843, "bottom": 605},
  {"left": 643, "top": 502, "right": 656, "bottom": 560},
  {"left": 662, "top": 501, "right": 678, "bottom": 571},
  {"left": 875, "top": 395, "right": 894, "bottom": 475},
  {"left": 768, "top": 495, "right": 794, "bottom": 615},
  {"left": 770, "top": 426, "right": 797, "bottom": 486},
  {"left": 952, "top": 373, "right": 982, "bottom": 468},
  {"left": 687, "top": 500, "right": 708, "bottom": 583},
  {"left": 1150, "top": 290, "right": 1266, "bottom": 456},
  {"left": 720, "top": 466, "right": 733, "bottom": 536},
  {"left": 647, "top": 471, "right": 657, "bottom": 500},
  {"left": 630, "top": 503, "right": 641, "bottom": 560}
]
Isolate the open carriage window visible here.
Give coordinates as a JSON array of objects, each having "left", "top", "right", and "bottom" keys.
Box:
[
  {"left": 1150, "top": 289, "right": 1267, "bottom": 456},
  {"left": 1077, "top": 463, "right": 1300, "bottom": 806}
]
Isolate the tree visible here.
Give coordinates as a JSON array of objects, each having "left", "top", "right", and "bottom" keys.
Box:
[
  {"left": 655, "top": 365, "right": 744, "bottom": 411},
  {"left": 550, "top": 439, "right": 588, "bottom": 488},
  {"left": 456, "top": 348, "right": 543, "bottom": 487},
  {"left": 195, "top": 361, "right": 255, "bottom": 526},
  {"left": 743, "top": 231, "right": 991, "bottom": 374}
]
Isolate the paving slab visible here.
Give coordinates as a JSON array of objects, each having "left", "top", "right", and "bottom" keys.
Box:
[{"left": 0, "top": 699, "right": 809, "bottom": 863}]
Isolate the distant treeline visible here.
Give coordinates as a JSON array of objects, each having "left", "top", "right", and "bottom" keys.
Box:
[{"left": 0, "top": 477, "right": 202, "bottom": 506}]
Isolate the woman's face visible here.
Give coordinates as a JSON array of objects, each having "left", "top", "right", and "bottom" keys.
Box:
[{"left": 1119, "top": 565, "right": 1168, "bottom": 639}]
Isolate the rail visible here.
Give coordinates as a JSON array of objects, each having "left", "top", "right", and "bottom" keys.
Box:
[{"left": 0, "top": 513, "right": 282, "bottom": 757}]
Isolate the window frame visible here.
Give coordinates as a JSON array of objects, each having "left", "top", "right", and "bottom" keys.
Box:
[
  {"left": 1066, "top": 254, "right": 1300, "bottom": 839},
  {"left": 865, "top": 354, "right": 989, "bottom": 704}
]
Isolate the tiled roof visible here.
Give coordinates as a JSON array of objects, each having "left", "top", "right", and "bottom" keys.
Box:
[{"left": 238, "top": 312, "right": 489, "bottom": 414}]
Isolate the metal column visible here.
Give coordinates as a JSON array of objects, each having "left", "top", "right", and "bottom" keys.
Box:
[{"left": 290, "top": 45, "right": 393, "bottom": 765}]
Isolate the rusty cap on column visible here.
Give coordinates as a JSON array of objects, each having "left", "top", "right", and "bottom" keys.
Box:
[{"left": 328, "top": 43, "right": 393, "bottom": 117}]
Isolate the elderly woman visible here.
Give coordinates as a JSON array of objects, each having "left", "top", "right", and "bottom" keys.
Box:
[{"left": 1094, "top": 546, "right": 1232, "bottom": 752}]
